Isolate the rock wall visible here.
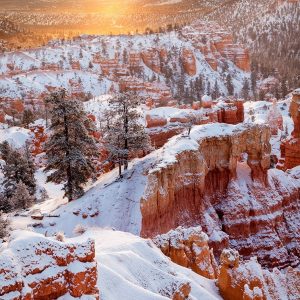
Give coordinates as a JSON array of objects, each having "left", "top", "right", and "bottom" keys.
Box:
[
  {"left": 140, "top": 123, "right": 300, "bottom": 268},
  {"left": 154, "top": 226, "right": 219, "bottom": 279},
  {"left": 0, "top": 232, "right": 99, "bottom": 299},
  {"left": 280, "top": 89, "right": 300, "bottom": 169},
  {"left": 181, "top": 48, "right": 197, "bottom": 76},
  {"left": 147, "top": 99, "right": 245, "bottom": 148},
  {"left": 182, "top": 21, "right": 251, "bottom": 72},
  {"left": 154, "top": 227, "right": 300, "bottom": 300},
  {"left": 217, "top": 249, "right": 300, "bottom": 300}
]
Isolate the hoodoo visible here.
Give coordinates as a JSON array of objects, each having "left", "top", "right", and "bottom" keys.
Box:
[{"left": 280, "top": 89, "right": 300, "bottom": 169}]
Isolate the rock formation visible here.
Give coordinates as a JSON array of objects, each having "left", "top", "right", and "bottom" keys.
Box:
[
  {"left": 140, "top": 123, "right": 300, "bottom": 268},
  {"left": 0, "top": 231, "right": 99, "bottom": 299},
  {"left": 280, "top": 89, "right": 300, "bottom": 169},
  {"left": 154, "top": 226, "right": 219, "bottom": 279},
  {"left": 182, "top": 21, "right": 251, "bottom": 72},
  {"left": 141, "top": 48, "right": 162, "bottom": 74},
  {"left": 266, "top": 100, "right": 283, "bottom": 135},
  {"left": 154, "top": 229, "right": 300, "bottom": 300},
  {"left": 181, "top": 48, "right": 197, "bottom": 76},
  {"left": 147, "top": 99, "right": 245, "bottom": 148},
  {"left": 217, "top": 248, "right": 300, "bottom": 300}
]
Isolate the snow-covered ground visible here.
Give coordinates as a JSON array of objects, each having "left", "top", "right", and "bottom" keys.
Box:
[
  {"left": 0, "top": 125, "right": 31, "bottom": 148},
  {"left": 87, "top": 229, "right": 221, "bottom": 300},
  {"left": 0, "top": 28, "right": 250, "bottom": 100}
]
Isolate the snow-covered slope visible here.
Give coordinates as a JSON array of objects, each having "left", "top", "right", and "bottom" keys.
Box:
[
  {"left": 0, "top": 24, "right": 250, "bottom": 102},
  {"left": 89, "top": 229, "right": 221, "bottom": 300}
]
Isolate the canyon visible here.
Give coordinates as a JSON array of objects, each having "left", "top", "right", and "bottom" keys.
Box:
[
  {"left": 35, "top": 118, "right": 300, "bottom": 272},
  {"left": 1, "top": 91, "right": 300, "bottom": 299},
  {"left": 0, "top": 20, "right": 250, "bottom": 117}
]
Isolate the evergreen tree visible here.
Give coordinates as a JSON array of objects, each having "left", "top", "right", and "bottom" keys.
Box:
[
  {"left": 0, "top": 211, "right": 9, "bottom": 239},
  {"left": 0, "top": 193, "right": 9, "bottom": 214},
  {"left": 22, "top": 109, "right": 35, "bottom": 128},
  {"left": 206, "top": 81, "right": 211, "bottom": 95},
  {"left": 212, "top": 80, "right": 220, "bottom": 99},
  {"left": 44, "top": 89, "right": 98, "bottom": 201},
  {"left": 226, "top": 74, "right": 234, "bottom": 96},
  {"left": 281, "top": 77, "right": 288, "bottom": 98},
  {"left": 10, "top": 181, "right": 34, "bottom": 210},
  {"left": 0, "top": 142, "right": 36, "bottom": 204},
  {"left": 242, "top": 78, "right": 250, "bottom": 100},
  {"left": 103, "top": 92, "right": 151, "bottom": 177},
  {"left": 0, "top": 141, "right": 11, "bottom": 162}
]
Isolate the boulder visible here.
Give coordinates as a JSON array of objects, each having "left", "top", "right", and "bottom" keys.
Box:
[{"left": 154, "top": 226, "right": 219, "bottom": 279}]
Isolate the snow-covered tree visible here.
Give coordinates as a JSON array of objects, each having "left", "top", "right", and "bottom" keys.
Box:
[
  {"left": 0, "top": 141, "right": 11, "bottom": 162},
  {"left": 242, "top": 79, "right": 250, "bottom": 100},
  {"left": 0, "top": 142, "right": 36, "bottom": 210},
  {"left": 22, "top": 109, "right": 35, "bottom": 128},
  {"left": 226, "top": 74, "right": 234, "bottom": 96},
  {"left": 103, "top": 92, "right": 151, "bottom": 177},
  {"left": 212, "top": 80, "right": 220, "bottom": 99},
  {"left": 10, "top": 181, "right": 34, "bottom": 210},
  {"left": 44, "top": 89, "right": 98, "bottom": 201},
  {"left": 0, "top": 211, "right": 9, "bottom": 239}
]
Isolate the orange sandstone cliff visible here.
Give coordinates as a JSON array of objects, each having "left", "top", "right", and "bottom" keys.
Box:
[
  {"left": 280, "top": 89, "right": 300, "bottom": 169},
  {"left": 140, "top": 123, "right": 300, "bottom": 268}
]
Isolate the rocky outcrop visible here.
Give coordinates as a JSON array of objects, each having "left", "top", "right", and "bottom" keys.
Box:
[
  {"left": 147, "top": 99, "right": 245, "bottom": 148},
  {"left": 141, "top": 48, "right": 162, "bottom": 74},
  {"left": 154, "top": 226, "right": 219, "bottom": 279},
  {"left": 266, "top": 100, "right": 283, "bottom": 135},
  {"left": 217, "top": 248, "right": 300, "bottom": 300},
  {"left": 140, "top": 123, "right": 300, "bottom": 268},
  {"left": 181, "top": 48, "right": 197, "bottom": 76},
  {"left": 141, "top": 123, "right": 271, "bottom": 235},
  {"left": 280, "top": 89, "right": 300, "bottom": 169},
  {"left": 0, "top": 231, "right": 99, "bottom": 299},
  {"left": 182, "top": 21, "right": 251, "bottom": 72}
]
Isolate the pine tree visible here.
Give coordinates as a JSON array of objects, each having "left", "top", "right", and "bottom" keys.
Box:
[
  {"left": 206, "top": 81, "right": 211, "bottom": 95},
  {"left": 281, "top": 78, "right": 288, "bottom": 98},
  {"left": 103, "top": 92, "right": 151, "bottom": 177},
  {"left": 44, "top": 89, "right": 98, "bottom": 201},
  {"left": 10, "top": 181, "right": 34, "bottom": 210},
  {"left": 0, "top": 141, "right": 11, "bottom": 162},
  {"left": 0, "top": 142, "right": 36, "bottom": 206},
  {"left": 212, "top": 80, "right": 220, "bottom": 99},
  {"left": 0, "top": 211, "right": 9, "bottom": 239},
  {"left": 242, "top": 79, "right": 250, "bottom": 100},
  {"left": 0, "top": 193, "right": 9, "bottom": 214},
  {"left": 226, "top": 74, "right": 234, "bottom": 96},
  {"left": 22, "top": 109, "right": 35, "bottom": 128}
]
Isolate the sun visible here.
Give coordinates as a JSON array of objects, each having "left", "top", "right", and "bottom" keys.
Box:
[{"left": 87, "top": 0, "right": 132, "bottom": 16}]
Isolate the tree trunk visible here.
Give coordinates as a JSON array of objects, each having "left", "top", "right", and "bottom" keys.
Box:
[
  {"left": 118, "top": 157, "right": 123, "bottom": 178},
  {"left": 63, "top": 107, "right": 73, "bottom": 202},
  {"left": 124, "top": 102, "right": 129, "bottom": 171}
]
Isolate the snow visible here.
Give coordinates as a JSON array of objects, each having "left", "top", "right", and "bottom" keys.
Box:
[
  {"left": 0, "top": 125, "right": 31, "bottom": 148},
  {"left": 202, "top": 95, "right": 212, "bottom": 103},
  {"left": 0, "top": 228, "right": 221, "bottom": 300},
  {"left": 83, "top": 229, "right": 221, "bottom": 300},
  {"left": 0, "top": 25, "right": 250, "bottom": 101},
  {"left": 5, "top": 122, "right": 256, "bottom": 238},
  {"left": 244, "top": 98, "right": 293, "bottom": 157}
]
